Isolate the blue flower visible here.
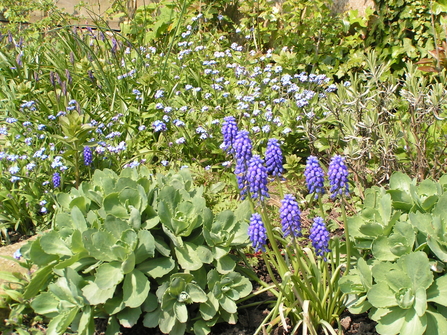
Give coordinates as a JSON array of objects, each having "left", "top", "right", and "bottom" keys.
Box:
[
  {"left": 233, "top": 130, "right": 253, "bottom": 198},
  {"left": 265, "top": 138, "right": 284, "bottom": 177},
  {"left": 246, "top": 155, "right": 269, "bottom": 200},
  {"left": 309, "top": 217, "right": 331, "bottom": 258},
  {"left": 83, "top": 146, "right": 93, "bottom": 166},
  {"left": 304, "top": 156, "right": 325, "bottom": 198},
  {"left": 152, "top": 120, "right": 167, "bottom": 132},
  {"left": 327, "top": 155, "right": 349, "bottom": 198},
  {"left": 221, "top": 116, "right": 238, "bottom": 153},
  {"left": 13, "top": 248, "right": 22, "bottom": 260},
  {"left": 248, "top": 213, "right": 267, "bottom": 252},
  {"left": 280, "top": 194, "right": 301, "bottom": 237},
  {"left": 53, "top": 172, "right": 61, "bottom": 188}
]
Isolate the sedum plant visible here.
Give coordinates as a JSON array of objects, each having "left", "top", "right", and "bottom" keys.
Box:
[
  {"left": 340, "top": 171, "right": 447, "bottom": 335},
  {"left": 5, "top": 167, "right": 252, "bottom": 334}
]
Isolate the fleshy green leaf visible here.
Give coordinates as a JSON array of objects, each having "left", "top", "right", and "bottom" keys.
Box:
[{"left": 123, "top": 269, "right": 150, "bottom": 308}]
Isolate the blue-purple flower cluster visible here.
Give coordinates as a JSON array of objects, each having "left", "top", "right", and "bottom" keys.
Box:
[
  {"left": 280, "top": 194, "right": 301, "bottom": 237},
  {"left": 248, "top": 213, "right": 267, "bottom": 252},
  {"left": 304, "top": 155, "right": 350, "bottom": 199},
  {"left": 309, "top": 217, "right": 331, "bottom": 258}
]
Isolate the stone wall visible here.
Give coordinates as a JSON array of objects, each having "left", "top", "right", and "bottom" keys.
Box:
[{"left": 332, "top": 0, "right": 375, "bottom": 16}]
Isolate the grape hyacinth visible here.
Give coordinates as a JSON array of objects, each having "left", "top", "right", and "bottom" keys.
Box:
[
  {"left": 248, "top": 213, "right": 267, "bottom": 252},
  {"left": 265, "top": 138, "right": 284, "bottom": 177},
  {"left": 221, "top": 116, "right": 238, "bottom": 153},
  {"left": 246, "top": 155, "right": 269, "bottom": 200},
  {"left": 53, "top": 172, "right": 61, "bottom": 188},
  {"left": 309, "top": 217, "right": 331, "bottom": 258},
  {"left": 83, "top": 146, "right": 93, "bottom": 166},
  {"left": 304, "top": 156, "right": 325, "bottom": 198},
  {"left": 327, "top": 155, "right": 349, "bottom": 198},
  {"left": 280, "top": 194, "right": 301, "bottom": 237},
  {"left": 233, "top": 130, "right": 253, "bottom": 198}
]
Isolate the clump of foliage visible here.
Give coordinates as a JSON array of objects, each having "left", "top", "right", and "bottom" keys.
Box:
[
  {"left": 341, "top": 172, "right": 447, "bottom": 335},
  {"left": 1, "top": 167, "right": 252, "bottom": 334}
]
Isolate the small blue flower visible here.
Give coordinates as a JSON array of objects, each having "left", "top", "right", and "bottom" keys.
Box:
[
  {"left": 280, "top": 194, "right": 301, "bottom": 237},
  {"left": 246, "top": 155, "right": 269, "bottom": 200},
  {"left": 309, "top": 217, "right": 331, "bottom": 258},
  {"left": 13, "top": 248, "right": 22, "bottom": 260},
  {"left": 53, "top": 172, "right": 61, "bottom": 188},
  {"left": 304, "top": 156, "right": 326, "bottom": 198},
  {"left": 152, "top": 120, "right": 167, "bottom": 132},
  {"left": 265, "top": 138, "right": 284, "bottom": 177},
  {"left": 248, "top": 213, "right": 267, "bottom": 252},
  {"left": 83, "top": 146, "right": 93, "bottom": 166},
  {"left": 327, "top": 155, "right": 349, "bottom": 198},
  {"left": 233, "top": 130, "right": 253, "bottom": 198}
]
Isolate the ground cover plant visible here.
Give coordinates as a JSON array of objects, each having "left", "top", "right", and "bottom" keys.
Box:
[{"left": 2, "top": 0, "right": 447, "bottom": 334}]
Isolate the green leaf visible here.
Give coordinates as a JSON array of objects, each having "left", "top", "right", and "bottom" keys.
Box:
[
  {"left": 134, "top": 230, "right": 155, "bottom": 263},
  {"left": 187, "top": 283, "right": 207, "bottom": 303},
  {"left": 137, "top": 257, "right": 176, "bottom": 278},
  {"left": 219, "top": 295, "right": 237, "bottom": 314},
  {"left": 175, "top": 242, "right": 203, "bottom": 271},
  {"left": 116, "top": 306, "right": 142, "bottom": 328},
  {"left": 371, "top": 307, "right": 406, "bottom": 335},
  {"left": 71, "top": 206, "right": 88, "bottom": 232},
  {"left": 215, "top": 255, "right": 236, "bottom": 274},
  {"left": 40, "top": 231, "right": 73, "bottom": 256},
  {"left": 29, "top": 239, "right": 59, "bottom": 266},
  {"left": 367, "top": 282, "right": 397, "bottom": 308},
  {"left": 83, "top": 230, "right": 118, "bottom": 262},
  {"left": 103, "top": 193, "right": 128, "bottom": 219},
  {"left": 372, "top": 236, "right": 398, "bottom": 261},
  {"left": 128, "top": 206, "right": 141, "bottom": 230},
  {"left": 193, "top": 319, "right": 211, "bottom": 335},
  {"left": 143, "top": 307, "right": 162, "bottom": 328},
  {"left": 174, "top": 301, "right": 188, "bottom": 323},
  {"left": 30, "top": 292, "right": 59, "bottom": 317},
  {"left": 95, "top": 262, "right": 124, "bottom": 290},
  {"left": 399, "top": 252, "right": 433, "bottom": 290},
  {"left": 105, "top": 316, "right": 121, "bottom": 335},
  {"left": 46, "top": 307, "right": 79, "bottom": 335},
  {"left": 427, "top": 236, "right": 447, "bottom": 262},
  {"left": 82, "top": 281, "right": 116, "bottom": 305},
  {"left": 427, "top": 275, "right": 447, "bottom": 306},
  {"left": 121, "top": 252, "right": 136, "bottom": 275},
  {"left": 399, "top": 308, "right": 427, "bottom": 335},
  {"left": 104, "top": 294, "right": 125, "bottom": 315},
  {"left": 123, "top": 269, "right": 150, "bottom": 308},
  {"left": 24, "top": 263, "right": 55, "bottom": 300},
  {"left": 425, "top": 310, "right": 447, "bottom": 335},
  {"left": 414, "top": 287, "right": 427, "bottom": 317},
  {"left": 76, "top": 305, "right": 94, "bottom": 335}
]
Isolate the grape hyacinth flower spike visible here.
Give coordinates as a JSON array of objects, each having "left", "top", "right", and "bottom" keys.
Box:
[
  {"left": 304, "top": 155, "right": 325, "bottom": 198},
  {"left": 265, "top": 138, "right": 284, "bottom": 177},
  {"left": 233, "top": 130, "right": 253, "bottom": 198},
  {"left": 327, "top": 155, "right": 349, "bottom": 198},
  {"left": 221, "top": 116, "right": 238, "bottom": 153},
  {"left": 53, "top": 172, "right": 61, "bottom": 188},
  {"left": 246, "top": 155, "right": 270, "bottom": 200},
  {"left": 309, "top": 217, "right": 331, "bottom": 258},
  {"left": 248, "top": 213, "right": 267, "bottom": 252},
  {"left": 280, "top": 194, "right": 301, "bottom": 238},
  {"left": 83, "top": 146, "right": 93, "bottom": 166}
]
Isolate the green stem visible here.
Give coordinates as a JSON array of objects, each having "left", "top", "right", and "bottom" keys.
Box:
[{"left": 341, "top": 197, "right": 351, "bottom": 274}]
